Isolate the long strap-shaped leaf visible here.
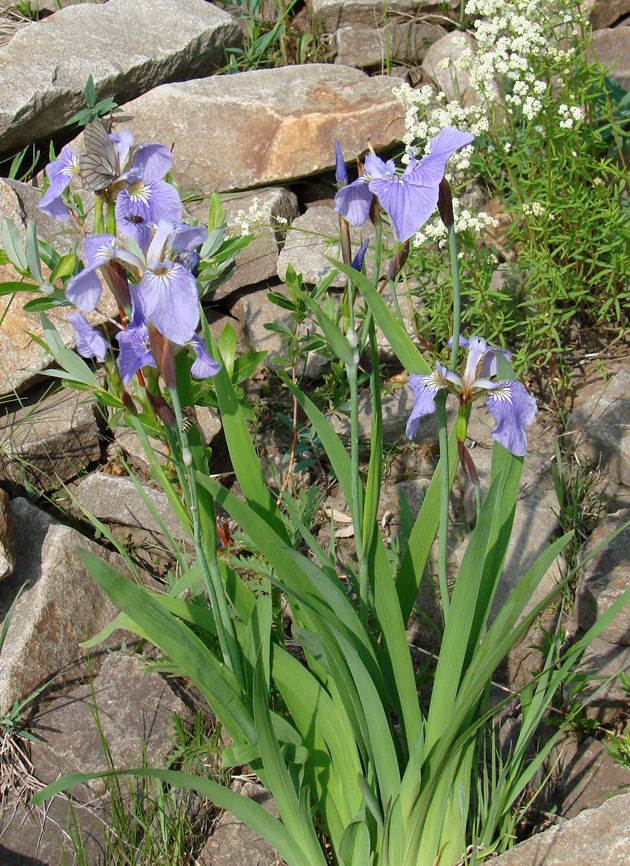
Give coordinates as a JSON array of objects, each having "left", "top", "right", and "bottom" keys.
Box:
[
  {"left": 76, "top": 548, "right": 255, "bottom": 744},
  {"left": 253, "top": 650, "right": 329, "bottom": 865},
  {"left": 32, "top": 768, "right": 315, "bottom": 866},
  {"left": 278, "top": 376, "right": 422, "bottom": 754},
  {"left": 203, "top": 315, "right": 290, "bottom": 544},
  {"left": 425, "top": 475, "right": 504, "bottom": 753}
]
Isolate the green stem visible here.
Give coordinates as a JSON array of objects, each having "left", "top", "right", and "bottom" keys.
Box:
[
  {"left": 105, "top": 201, "right": 116, "bottom": 236},
  {"left": 389, "top": 275, "right": 405, "bottom": 328},
  {"left": 169, "top": 386, "right": 243, "bottom": 685},
  {"left": 94, "top": 195, "right": 104, "bottom": 234},
  {"left": 448, "top": 225, "right": 461, "bottom": 372},
  {"left": 435, "top": 390, "right": 450, "bottom": 623}
]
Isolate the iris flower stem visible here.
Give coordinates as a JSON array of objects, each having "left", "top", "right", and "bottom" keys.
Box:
[
  {"left": 435, "top": 389, "right": 451, "bottom": 622},
  {"left": 169, "top": 386, "right": 243, "bottom": 686},
  {"left": 105, "top": 202, "right": 116, "bottom": 236},
  {"left": 389, "top": 275, "right": 405, "bottom": 328},
  {"left": 357, "top": 216, "right": 383, "bottom": 627},
  {"left": 448, "top": 225, "right": 461, "bottom": 372},
  {"left": 94, "top": 195, "right": 104, "bottom": 235}
]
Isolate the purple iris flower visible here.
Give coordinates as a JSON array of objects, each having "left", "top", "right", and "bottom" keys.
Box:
[
  {"left": 65, "top": 234, "right": 117, "bottom": 311},
  {"left": 116, "top": 289, "right": 219, "bottom": 384},
  {"left": 39, "top": 146, "right": 80, "bottom": 220},
  {"left": 335, "top": 139, "right": 348, "bottom": 185},
  {"left": 407, "top": 336, "right": 537, "bottom": 456},
  {"left": 115, "top": 180, "right": 182, "bottom": 248},
  {"left": 135, "top": 222, "right": 200, "bottom": 345},
  {"left": 67, "top": 312, "right": 109, "bottom": 362},
  {"left": 190, "top": 335, "right": 222, "bottom": 378},
  {"left": 115, "top": 309, "right": 158, "bottom": 386},
  {"left": 65, "top": 234, "right": 138, "bottom": 311},
  {"left": 334, "top": 128, "right": 474, "bottom": 242},
  {"left": 351, "top": 238, "right": 370, "bottom": 272}
]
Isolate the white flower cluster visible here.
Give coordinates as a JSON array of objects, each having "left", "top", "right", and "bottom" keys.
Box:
[
  {"left": 396, "top": 81, "right": 489, "bottom": 173},
  {"left": 412, "top": 202, "right": 499, "bottom": 248},
  {"left": 522, "top": 200, "right": 546, "bottom": 216},
  {"left": 231, "top": 197, "right": 287, "bottom": 236},
  {"left": 396, "top": 0, "right": 582, "bottom": 147},
  {"left": 558, "top": 102, "right": 584, "bottom": 128}
]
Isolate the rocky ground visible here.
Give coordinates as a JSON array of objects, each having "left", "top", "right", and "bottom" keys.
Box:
[{"left": 1, "top": 0, "right": 630, "bottom": 863}]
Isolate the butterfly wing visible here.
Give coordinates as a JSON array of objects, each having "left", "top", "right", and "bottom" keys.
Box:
[{"left": 79, "top": 121, "right": 119, "bottom": 192}]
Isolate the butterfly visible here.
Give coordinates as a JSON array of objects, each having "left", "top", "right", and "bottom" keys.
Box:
[{"left": 79, "top": 121, "right": 119, "bottom": 192}]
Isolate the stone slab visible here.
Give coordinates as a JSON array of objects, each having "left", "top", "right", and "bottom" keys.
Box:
[
  {"left": 0, "top": 0, "right": 241, "bottom": 152},
  {"left": 116, "top": 64, "right": 406, "bottom": 193},
  {"left": 277, "top": 204, "right": 376, "bottom": 288},
  {"left": 576, "top": 510, "right": 630, "bottom": 645},
  {"left": 312, "top": 0, "right": 456, "bottom": 34},
  {"left": 489, "top": 791, "right": 630, "bottom": 865},
  {"left": 0, "top": 385, "right": 101, "bottom": 491},
  {"left": 75, "top": 471, "right": 185, "bottom": 542},
  {"left": 567, "top": 367, "right": 630, "bottom": 488},
  {"left": 590, "top": 27, "right": 630, "bottom": 90},
  {"left": 0, "top": 497, "right": 127, "bottom": 716},
  {"left": 333, "top": 21, "right": 446, "bottom": 68}
]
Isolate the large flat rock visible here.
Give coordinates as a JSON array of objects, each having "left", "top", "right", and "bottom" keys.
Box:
[
  {"left": 0, "top": 497, "right": 128, "bottom": 717},
  {"left": 117, "top": 64, "right": 406, "bottom": 193},
  {"left": 0, "top": 385, "right": 101, "bottom": 491},
  {"left": 312, "top": 0, "right": 456, "bottom": 34},
  {"left": 0, "top": 0, "right": 241, "bottom": 153},
  {"left": 490, "top": 791, "right": 630, "bottom": 865},
  {"left": 567, "top": 367, "right": 630, "bottom": 487}
]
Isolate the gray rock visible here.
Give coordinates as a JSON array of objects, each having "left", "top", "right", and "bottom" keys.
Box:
[
  {"left": 576, "top": 510, "right": 630, "bottom": 645},
  {"left": 422, "top": 31, "right": 476, "bottom": 102},
  {"left": 0, "top": 651, "right": 189, "bottom": 864},
  {"left": 277, "top": 205, "right": 376, "bottom": 288},
  {"left": 312, "top": 0, "right": 456, "bottom": 34},
  {"left": 199, "top": 780, "right": 280, "bottom": 866},
  {"left": 0, "top": 487, "right": 14, "bottom": 580},
  {"left": 236, "top": 285, "right": 298, "bottom": 370},
  {"left": 117, "top": 65, "right": 406, "bottom": 193},
  {"left": 0, "top": 497, "right": 126, "bottom": 716},
  {"left": 588, "top": 0, "right": 630, "bottom": 29},
  {"left": 590, "top": 27, "right": 630, "bottom": 90},
  {"left": 32, "top": 651, "right": 189, "bottom": 794},
  {"left": 75, "top": 471, "right": 186, "bottom": 542},
  {"left": 490, "top": 791, "right": 630, "bottom": 865},
  {"left": 577, "top": 636, "right": 630, "bottom": 725},
  {"left": 187, "top": 187, "right": 299, "bottom": 299},
  {"left": 567, "top": 367, "right": 630, "bottom": 487},
  {"left": 0, "top": 0, "right": 241, "bottom": 152},
  {"left": 333, "top": 21, "right": 446, "bottom": 68},
  {"left": 0, "top": 385, "right": 101, "bottom": 491},
  {"left": 550, "top": 738, "right": 630, "bottom": 819}
]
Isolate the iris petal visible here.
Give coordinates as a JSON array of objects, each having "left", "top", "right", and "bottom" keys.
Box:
[
  {"left": 136, "top": 261, "right": 199, "bottom": 344},
  {"left": 406, "top": 364, "right": 448, "bottom": 439},
  {"left": 485, "top": 380, "right": 537, "bottom": 456}
]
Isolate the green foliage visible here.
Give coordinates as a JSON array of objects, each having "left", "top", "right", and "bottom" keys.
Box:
[
  {"left": 401, "top": 1, "right": 630, "bottom": 383},
  {"left": 65, "top": 73, "right": 118, "bottom": 127}
]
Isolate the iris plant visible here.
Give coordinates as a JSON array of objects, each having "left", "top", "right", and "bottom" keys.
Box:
[
  {"left": 334, "top": 128, "right": 474, "bottom": 242},
  {"left": 407, "top": 336, "right": 537, "bottom": 456}
]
